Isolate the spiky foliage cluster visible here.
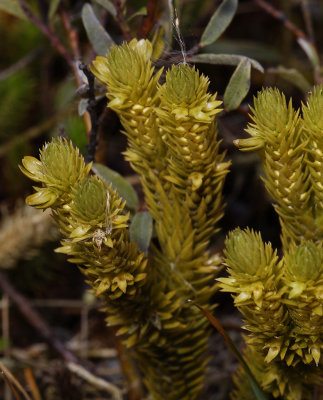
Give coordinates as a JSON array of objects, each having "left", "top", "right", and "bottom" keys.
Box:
[
  {"left": 220, "top": 87, "right": 323, "bottom": 399},
  {"left": 21, "top": 139, "right": 148, "bottom": 311},
  {"left": 22, "top": 40, "right": 229, "bottom": 399}
]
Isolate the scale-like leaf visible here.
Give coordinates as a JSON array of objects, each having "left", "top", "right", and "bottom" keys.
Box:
[
  {"left": 0, "top": 0, "right": 26, "bottom": 19},
  {"left": 200, "top": 0, "right": 238, "bottom": 48},
  {"left": 224, "top": 58, "right": 251, "bottom": 110},
  {"left": 82, "top": 3, "right": 114, "bottom": 56},
  {"left": 129, "top": 211, "right": 153, "bottom": 253},
  {"left": 189, "top": 53, "right": 263, "bottom": 73},
  {"left": 92, "top": 163, "right": 139, "bottom": 210}
]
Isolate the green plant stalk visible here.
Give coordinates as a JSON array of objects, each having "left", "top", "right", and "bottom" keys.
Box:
[
  {"left": 220, "top": 88, "right": 323, "bottom": 400},
  {"left": 21, "top": 39, "right": 229, "bottom": 399}
]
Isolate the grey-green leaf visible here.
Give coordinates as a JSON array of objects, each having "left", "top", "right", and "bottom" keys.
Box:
[
  {"left": 268, "top": 66, "right": 312, "bottom": 93},
  {"left": 224, "top": 59, "right": 251, "bottom": 111},
  {"left": 189, "top": 53, "right": 264, "bottom": 73},
  {"left": 297, "top": 38, "right": 320, "bottom": 69},
  {"left": 0, "top": 0, "right": 26, "bottom": 19},
  {"left": 129, "top": 211, "right": 153, "bottom": 253},
  {"left": 160, "top": 0, "right": 174, "bottom": 50},
  {"left": 93, "top": 0, "right": 117, "bottom": 17},
  {"left": 92, "top": 163, "right": 139, "bottom": 210},
  {"left": 82, "top": 3, "right": 114, "bottom": 56},
  {"left": 48, "top": 0, "right": 61, "bottom": 20},
  {"left": 200, "top": 0, "right": 238, "bottom": 48}
]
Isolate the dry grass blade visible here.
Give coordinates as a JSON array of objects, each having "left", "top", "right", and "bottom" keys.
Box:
[
  {"left": 24, "top": 367, "right": 42, "bottom": 400},
  {"left": 0, "top": 361, "right": 32, "bottom": 400},
  {"left": 67, "top": 361, "right": 123, "bottom": 400}
]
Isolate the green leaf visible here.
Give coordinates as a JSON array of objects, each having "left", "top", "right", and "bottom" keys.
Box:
[
  {"left": 160, "top": 0, "right": 174, "bottom": 50},
  {"left": 48, "top": 0, "right": 61, "bottom": 20},
  {"left": 297, "top": 38, "right": 320, "bottom": 69},
  {"left": 268, "top": 66, "right": 312, "bottom": 93},
  {"left": 82, "top": 3, "right": 114, "bottom": 56},
  {"left": 93, "top": 0, "right": 117, "bottom": 17},
  {"left": 127, "top": 6, "right": 147, "bottom": 22},
  {"left": 92, "top": 163, "right": 139, "bottom": 210},
  {"left": 129, "top": 211, "right": 153, "bottom": 253},
  {"left": 191, "top": 303, "right": 269, "bottom": 400},
  {"left": 0, "top": 0, "right": 27, "bottom": 19},
  {"left": 223, "top": 58, "right": 251, "bottom": 110},
  {"left": 200, "top": 0, "right": 238, "bottom": 48},
  {"left": 151, "top": 26, "right": 166, "bottom": 60},
  {"left": 189, "top": 53, "right": 263, "bottom": 73}
]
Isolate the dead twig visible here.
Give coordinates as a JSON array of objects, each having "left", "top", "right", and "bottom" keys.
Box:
[
  {"left": 0, "top": 271, "right": 79, "bottom": 364},
  {"left": 59, "top": 5, "right": 92, "bottom": 135},
  {"left": 23, "top": 368, "right": 42, "bottom": 400},
  {"left": 67, "top": 362, "right": 122, "bottom": 400},
  {"left": 0, "top": 361, "right": 31, "bottom": 400},
  {"left": 18, "top": 0, "right": 74, "bottom": 69},
  {"left": 0, "top": 273, "right": 122, "bottom": 399},
  {"left": 79, "top": 64, "right": 107, "bottom": 163}
]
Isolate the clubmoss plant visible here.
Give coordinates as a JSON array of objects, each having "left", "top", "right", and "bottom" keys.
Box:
[
  {"left": 21, "top": 39, "right": 229, "bottom": 399},
  {"left": 219, "top": 87, "right": 323, "bottom": 400}
]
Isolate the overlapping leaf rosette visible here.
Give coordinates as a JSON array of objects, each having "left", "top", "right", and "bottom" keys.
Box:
[
  {"left": 21, "top": 38, "right": 229, "bottom": 399},
  {"left": 220, "top": 87, "right": 323, "bottom": 399}
]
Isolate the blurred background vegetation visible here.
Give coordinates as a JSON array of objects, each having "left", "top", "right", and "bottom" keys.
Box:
[{"left": 0, "top": 0, "right": 322, "bottom": 399}]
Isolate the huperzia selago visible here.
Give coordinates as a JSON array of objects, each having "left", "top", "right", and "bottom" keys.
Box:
[
  {"left": 20, "top": 39, "right": 229, "bottom": 399},
  {"left": 219, "top": 88, "right": 323, "bottom": 400}
]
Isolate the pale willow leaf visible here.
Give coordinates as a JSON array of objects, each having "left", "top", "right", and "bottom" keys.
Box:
[
  {"left": 189, "top": 53, "right": 264, "bottom": 73},
  {"left": 129, "top": 211, "right": 153, "bottom": 253},
  {"left": 224, "top": 58, "right": 251, "bottom": 110},
  {"left": 93, "top": 0, "right": 117, "bottom": 17},
  {"left": 268, "top": 66, "right": 312, "bottom": 93},
  {"left": 48, "top": 0, "right": 61, "bottom": 20},
  {"left": 92, "top": 163, "right": 139, "bottom": 210},
  {"left": 0, "top": 0, "right": 26, "bottom": 19},
  {"left": 297, "top": 38, "right": 320, "bottom": 69},
  {"left": 82, "top": 3, "right": 114, "bottom": 56},
  {"left": 161, "top": 0, "right": 174, "bottom": 50},
  {"left": 200, "top": 0, "right": 238, "bottom": 47}
]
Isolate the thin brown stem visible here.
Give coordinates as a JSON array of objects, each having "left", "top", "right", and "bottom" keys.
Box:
[
  {"left": 59, "top": 6, "right": 81, "bottom": 83},
  {"left": 18, "top": 0, "right": 74, "bottom": 68},
  {"left": 79, "top": 64, "right": 107, "bottom": 163},
  {"left": 59, "top": 5, "right": 92, "bottom": 134},
  {"left": 0, "top": 271, "right": 79, "bottom": 364},
  {"left": 111, "top": 0, "right": 131, "bottom": 41},
  {"left": 254, "top": 0, "right": 308, "bottom": 41}
]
